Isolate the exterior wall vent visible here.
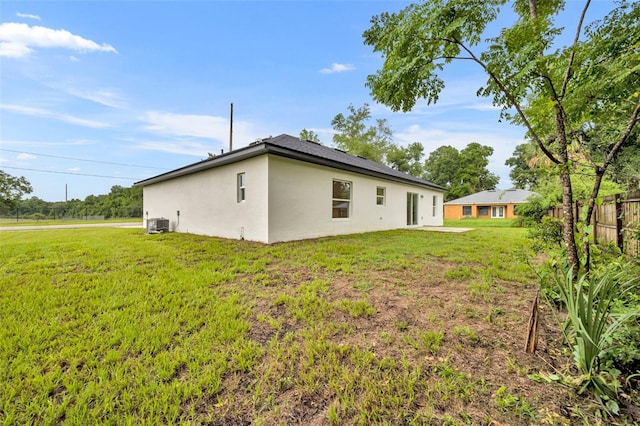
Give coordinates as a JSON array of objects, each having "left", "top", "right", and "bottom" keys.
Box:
[{"left": 147, "top": 218, "right": 170, "bottom": 233}]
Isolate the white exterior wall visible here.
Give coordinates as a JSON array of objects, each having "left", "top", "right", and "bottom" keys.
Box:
[
  {"left": 142, "top": 156, "right": 270, "bottom": 242},
  {"left": 266, "top": 156, "right": 443, "bottom": 243}
]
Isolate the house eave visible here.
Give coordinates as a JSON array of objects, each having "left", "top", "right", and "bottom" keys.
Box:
[
  {"left": 135, "top": 141, "right": 446, "bottom": 192},
  {"left": 134, "top": 144, "right": 267, "bottom": 187},
  {"left": 263, "top": 144, "right": 445, "bottom": 191}
]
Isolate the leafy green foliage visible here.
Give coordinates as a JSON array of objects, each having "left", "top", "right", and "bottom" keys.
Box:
[
  {"left": 330, "top": 103, "right": 430, "bottom": 177},
  {"left": 554, "top": 265, "right": 640, "bottom": 414},
  {"left": 299, "top": 128, "right": 321, "bottom": 143},
  {"left": 493, "top": 386, "right": 537, "bottom": 420},
  {"left": 424, "top": 143, "right": 499, "bottom": 200},
  {"left": 527, "top": 216, "right": 563, "bottom": 252},
  {"left": 515, "top": 170, "right": 622, "bottom": 225},
  {"left": 609, "top": 143, "right": 640, "bottom": 192},
  {"left": 386, "top": 142, "right": 425, "bottom": 176},
  {"left": 363, "top": 0, "right": 507, "bottom": 113},
  {"left": 363, "top": 0, "right": 640, "bottom": 274},
  {"left": 9, "top": 185, "right": 142, "bottom": 219},
  {"left": 505, "top": 141, "right": 541, "bottom": 190},
  {"left": 513, "top": 195, "right": 551, "bottom": 226},
  {"left": 608, "top": 291, "right": 640, "bottom": 369},
  {"left": 0, "top": 170, "right": 32, "bottom": 211},
  {"left": 331, "top": 103, "right": 393, "bottom": 164}
]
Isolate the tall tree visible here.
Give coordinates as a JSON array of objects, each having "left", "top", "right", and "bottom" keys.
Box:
[
  {"left": 0, "top": 170, "right": 33, "bottom": 211},
  {"left": 457, "top": 143, "right": 499, "bottom": 194},
  {"left": 424, "top": 143, "right": 498, "bottom": 200},
  {"left": 331, "top": 103, "right": 393, "bottom": 164},
  {"left": 363, "top": 0, "right": 640, "bottom": 275},
  {"left": 299, "top": 129, "right": 321, "bottom": 143},
  {"left": 423, "top": 145, "right": 459, "bottom": 191},
  {"left": 505, "top": 141, "right": 542, "bottom": 190},
  {"left": 386, "top": 142, "right": 425, "bottom": 176}
]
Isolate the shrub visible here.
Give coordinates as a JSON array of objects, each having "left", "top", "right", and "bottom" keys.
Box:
[
  {"left": 514, "top": 196, "right": 552, "bottom": 227},
  {"left": 30, "top": 212, "right": 46, "bottom": 222},
  {"left": 554, "top": 265, "right": 640, "bottom": 415},
  {"left": 528, "top": 216, "right": 563, "bottom": 252}
]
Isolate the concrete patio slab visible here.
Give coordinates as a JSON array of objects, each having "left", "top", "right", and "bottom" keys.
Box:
[{"left": 416, "top": 226, "right": 473, "bottom": 233}]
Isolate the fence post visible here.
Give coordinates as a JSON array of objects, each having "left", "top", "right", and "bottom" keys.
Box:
[
  {"left": 592, "top": 200, "right": 597, "bottom": 243},
  {"left": 616, "top": 194, "right": 624, "bottom": 252}
]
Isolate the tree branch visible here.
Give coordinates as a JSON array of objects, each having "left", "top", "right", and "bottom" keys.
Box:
[
  {"left": 531, "top": 71, "right": 561, "bottom": 102},
  {"left": 560, "top": 0, "right": 592, "bottom": 100},
  {"left": 433, "top": 56, "right": 476, "bottom": 61},
  {"left": 582, "top": 98, "right": 640, "bottom": 259},
  {"left": 601, "top": 98, "right": 640, "bottom": 172},
  {"left": 453, "top": 37, "right": 561, "bottom": 164}
]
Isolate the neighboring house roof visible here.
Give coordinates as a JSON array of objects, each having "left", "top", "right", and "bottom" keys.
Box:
[
  {"left": 135, "top": 134, "right": 445, "bottom": 191},
  {"left": 444, "top": 189, "right": 537, "bottom": 205}
]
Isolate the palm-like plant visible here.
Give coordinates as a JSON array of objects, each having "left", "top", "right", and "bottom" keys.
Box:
[{"left": 555, "top": 265, "right": 639, "bottom": 414}]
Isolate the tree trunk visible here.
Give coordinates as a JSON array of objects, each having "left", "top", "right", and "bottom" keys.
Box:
[
  {"left": 582, "top": 169, "right": 605, "bottom": 277},
  {"left": 560, "top": 166, "right": 580, "bottom": 277}
]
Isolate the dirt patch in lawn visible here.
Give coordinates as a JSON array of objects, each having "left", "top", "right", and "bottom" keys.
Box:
[{"left": 231, "top": 258, "right": 579, "bottom": 425}]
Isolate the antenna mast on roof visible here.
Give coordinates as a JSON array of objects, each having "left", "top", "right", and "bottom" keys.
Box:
[{"left": 229, "top": 103, "right": 234, "bottom": 152}]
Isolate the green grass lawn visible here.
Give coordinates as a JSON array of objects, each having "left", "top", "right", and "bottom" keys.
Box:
[
  {"left": 0, "top": 227, "right": 593, "bottom": 424},
  {"left": 444, "top": 218, "right": 521, "bottom": 228}
]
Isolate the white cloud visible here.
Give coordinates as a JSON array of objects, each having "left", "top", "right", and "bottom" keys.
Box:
[
  {"left": 140, "top": 111, "right": 262, "bottom": 150},
  {"left": 16, "top": 12, "right": 42, "bottom": 21},
  {"left": 136, "top": 140, "right": 216, "bottom": 157},
  {"left": 67, "top": 167, "right": 81, "bottom": 172},
  {"left": 0, "top": 103, "right": 111, "bottom": 128},
  {"left": 69, "top": 55, "right": 79, "bottom": 62},
  {"left": 67, "top": 88, "right": 126, "bottom": 109},
  {"left": 464, "top": 103, "right": 501, "bottom": 112},
  {"left": 319, "top": 63, "right": 355, "bottom": 74},
  {"left": 16, "top": 153, "right": 37, "bottom": 160},
  {"left": 142, "top": 111, "right": 229, "bottom": 139},
  {"left": 0, "top": 41, "right": 32, "bottom": 58},
  {"left": 0, "top": 22, "right": 117, "bottom": 58}
]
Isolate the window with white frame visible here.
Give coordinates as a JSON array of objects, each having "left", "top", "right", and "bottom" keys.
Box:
[
  {"left": 332, "top": 180, "right": 351, "bottom": 218},
  {"left": 376, "top": 186, "right": 385, "bottom": 206},
  {"left": 237, "top": 173, "right": 246, "bottom": 202},
  {"left": 432, "top": 195, "right": 437, "bottom": 217}
]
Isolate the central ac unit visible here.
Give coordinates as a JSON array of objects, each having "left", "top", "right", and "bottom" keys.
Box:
[{"left": 147, "top": 218, "right": 170, "bottom": 233}]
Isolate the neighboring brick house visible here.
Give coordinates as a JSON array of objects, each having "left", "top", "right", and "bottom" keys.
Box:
[{"left": 444, "top": 189, "right": 536, "bottom": 220}]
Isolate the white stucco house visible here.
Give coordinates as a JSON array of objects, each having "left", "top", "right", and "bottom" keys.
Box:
[{"left": 134, "top": 134, "right": 445, "bottom": 243}]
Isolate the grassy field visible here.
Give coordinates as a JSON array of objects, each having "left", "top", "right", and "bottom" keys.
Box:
[{"left": 1, "top": 227, "right": 584, "bottom": 425}]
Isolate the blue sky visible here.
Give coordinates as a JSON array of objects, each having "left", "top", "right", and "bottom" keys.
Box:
[{"left": 1, "top": 0, "right": 615, "bottom": 202}]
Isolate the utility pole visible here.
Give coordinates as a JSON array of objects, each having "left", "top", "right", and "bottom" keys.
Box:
[{"left": 229, "top": 102, "right": 234, "bottom": 152}]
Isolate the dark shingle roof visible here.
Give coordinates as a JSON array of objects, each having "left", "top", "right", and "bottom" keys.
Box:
[
  {"left": 444, "top": 189, "right": 536, "bottom": 205},
  {"left": 135, "top": 134, "right": 445, "bottom": 191}
]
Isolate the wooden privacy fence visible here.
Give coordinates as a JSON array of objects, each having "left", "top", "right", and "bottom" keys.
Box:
[{"left": 548, "top": 191, "right": 640, "bottom": 257}]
